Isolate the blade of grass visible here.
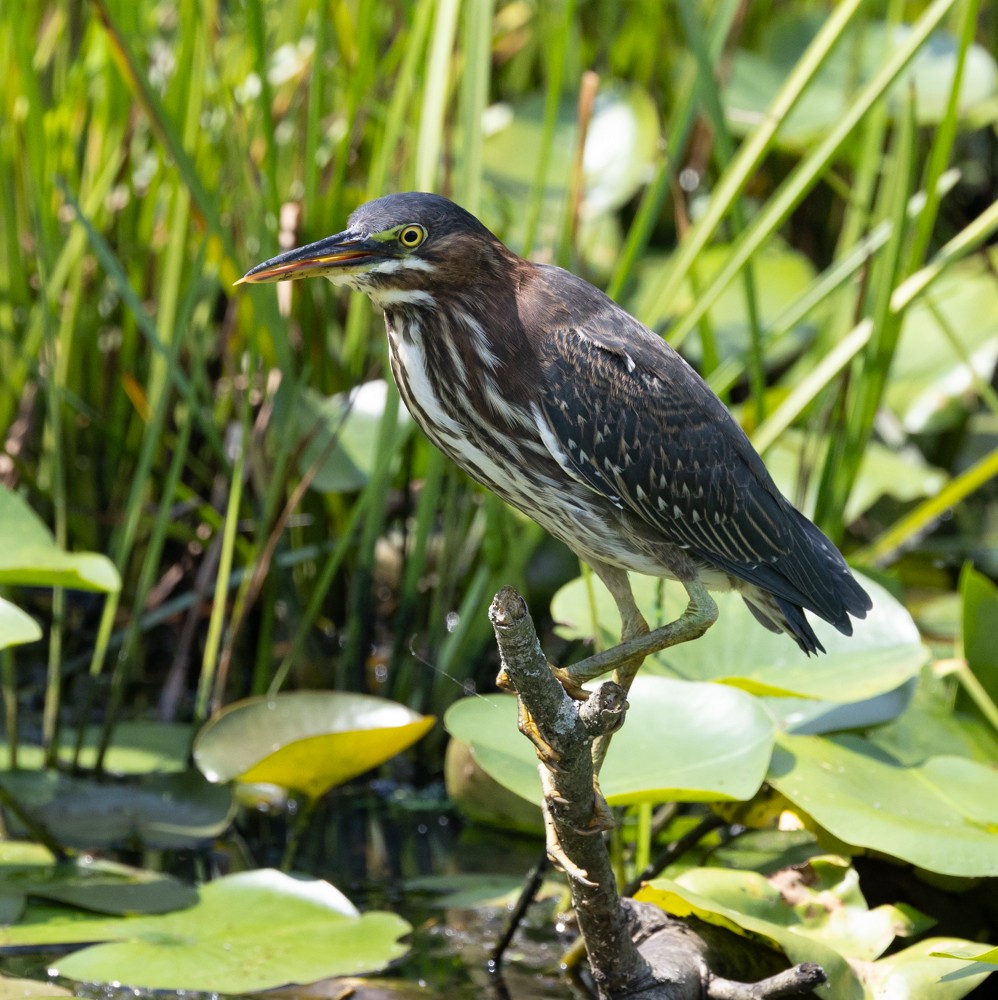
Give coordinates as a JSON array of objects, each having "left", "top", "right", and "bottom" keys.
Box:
[
  {"left": 657, "top": 0, "right": 960, "bottom": 352},
  {"left": 382, "top": 0, "right": 467, "bottom": 700},
  {"left": 677, "top": 0, "right": 764, "bottom": 419},
  {"left": 814, "top": 96, "right": 918, "bottom": 534},
  {"left": 59, "top": 186, "right": 224, "bottom": 456},
  {"left": 706, "top": 171, "right": 961, "bottom": 397},
  {"left": 752, "top": 196, "right": 998, "bottom": 456},
  {"left": 37, "top": 257, "right": 67, "bottom": 765},
  {"left": 457, "top": 0, "right": 495, "bottom": 213},
  {"left": 416, "top": 0, "right": 460, "bottom": 193},
  {"left": 608, "top": 0, "right": 741, "bottom": 301},
  {"left": 521, "top": 0, "right": 576, "bottom": 259},
  {"left": 338, "top": 382, "right": 404, "bottom": 691},
  {"left": 76, "top": 268, "right": 208, "bottom": 764},
  {"left": 267, "top": 485, "right": 375, "bottom": 696},
  {"left": 644, "top": 0, "right": 868, "bottom": 330},
  {"left": 0, "top": 148, "right": 123, "bottom": 435},
  {"left": 196, "top": 410, "right": 249, "bottom": 722},
  {"left": 905, "top": 0, "right": 980, "bottom": 273},
  {"left": 89, "top": 0, "right": 239, "bottom": 271},
  {"left": 855, "top": 445, "right": 998, "bottom": 566},
  {"left": 244, "top": 0, "right": 280, "bottom": 217}
]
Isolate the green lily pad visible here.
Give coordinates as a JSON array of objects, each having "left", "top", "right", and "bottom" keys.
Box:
[
  {"left": 629, "top": 240, "right": 817, "bottom": 367},
  {"left": 933, "top": 944, "right": 998, "bottom": 967},
  {"left": 68, "top": 721, "right": 194, "bottom": 774},
  {"left": 768, "top": 733, "right": 998, "bottom": 877},
  {"left": 0, "top": 869, "right": 411, "bottom": 992},
  {"left": 638, "top": 866, "right": 989, "bottom": 998},
  {"left": 0, "top": 487, "right": 119, "bottom": 593},
  {"left": 865, "top": 684, "right": 998, "bottom": 766},
  {"left": 637, "top": 870, "right": 859, "bottom": 995},
  {"left": 444, "top": 737, "right": 543, "bottom": 834},
  {"left": 552, "top": 571, "right": 926, "bottom": 701},
  {"left": 444, "top": 674, "right": 774, "bottom": 806},
  {"left": 0, "top": 723, "right": 194, "bottom": 775},
  {"left": 670, "top": 858, "right": 924, "bottom": 961},
  {"left": 0, "top": 973, "right": 72, "bottom": 999},
  {"left": 710, "top": 829, "right": 823, "bottom": 875},
  {"left": 0, "top": 770, "right": 235, "bottom": 850},
  {"left": 406, "top": 873, "right": 552, "bottom": 910},
  {"left": 295, "top": 380, "right": 412, "bottom": 493},
  {"left": 724, "top": 16, "right": 998, "bottom": 149},
  {"left": 763, "top": 430, "right": 947, "bottom": 524},
  {"left": 193, "top": 691, "right": 435, "bottom": 799},
  {"left": 0, "top": 842, "right": 197, "bottom": 915},
  {"left": 0, "top": 598, "right": 41, "bottom": 651},
  {"left": 885, "top": 250, "right": 998, "bottom": 433},
  {"left": 872, "top": 939, "right": 996, "bottom": 997},
  {"left": 483, "top": 82, "right": 658, "bottom": 244}
]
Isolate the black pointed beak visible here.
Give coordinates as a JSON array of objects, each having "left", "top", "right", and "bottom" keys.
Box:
[{"left": 236, "top": 230, "right": 391, "bottom": 284}]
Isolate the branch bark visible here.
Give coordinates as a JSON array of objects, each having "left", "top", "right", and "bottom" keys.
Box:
[{"left": 488, "top": 586, "right": 826, "bottom": 1000}]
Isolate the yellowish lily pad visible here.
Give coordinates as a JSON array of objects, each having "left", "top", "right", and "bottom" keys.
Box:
[{"left": 194, "top": 691, "right": 435, "bottom": 798}]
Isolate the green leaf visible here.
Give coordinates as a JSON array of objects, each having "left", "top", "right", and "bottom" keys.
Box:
[
  {"left": 724, "top": 17, "right": 998, "bottom": 149},
  {"left": 0, "top": 842, "right": 197, "bottom": 915},
  {"left": 61, "top": 721, "right": 194, "bottom": 774},
  {"left": 866, "top": 686, "right": 998, "bottom": 766},
  {"left": 874, "top": 940, "right": 997, "bottom": 997},
  {"left": 768, "top": 733, "right": 998, "bottom": 876},
  {"left": 482, "top": 82, "right": 659, "bottom": 238},
  {"left": 193, "top": 691, "right": 435, "bottom": 799},
  {"left": 295, "top": 380, "right": 412, "bottom": 493},
  {"left": 638, "top": 867, "right": 990, "bottom": 998},
  {"left": 0, "top": 598, "right": 41, "bottom": 651},
  {"left": 670, "top": 859, "right": 924, "bottom": 960},
  {"left": 885, "top": 250, "right": 998, "bottom": 433},
  {"left": 0, "top": 487, "right": 120, "bottom": 593},
  {"left": 406, "top": 873, "right": 553, "bottom": 910},
  {"left": 444, "top": 674, "right": 775, "bottom": 806},
  {"left": 3, "top": 723, "right": 193, "bottom": 775},
  {"left": 637, "top": 870, "right": 861, "bottom": 996},
  {"left": 0, "top": 770, "right": 235, "bottom": 850},
  {"left": 763, "top": 430, "right": 946, "bottom": 524},
  {"left": 932, "top": 944, "right": 998, "bottom": 968},
  {"left": 628, "top": 240, "right": 818, "bottom": 367},
  {"left": 0, "top": 870, "right": 411, "bottom": 992},
  {"left": 0, "top": 973, "right": 72, "bottom": 999},
  {"left": 710, "top": 830, "right": 823, "bottom": 875},
  {"left": 552, "top": 572, "right": 926, "bottom": 701},
  {"left": 444, "top": 737, "right": 543, "bottom": 834}
]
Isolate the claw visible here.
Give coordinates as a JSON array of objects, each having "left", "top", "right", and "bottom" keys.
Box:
[
  {"left": 588, "top": 777, "right": 616, "bottom": 832},
  {"left": 517, "top": 700, "right": 563, "bottom": 768}
]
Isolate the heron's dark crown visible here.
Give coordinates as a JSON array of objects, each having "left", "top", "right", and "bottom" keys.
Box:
[{"left": 347, "top": 192, "right": 498, "bottom": 247}]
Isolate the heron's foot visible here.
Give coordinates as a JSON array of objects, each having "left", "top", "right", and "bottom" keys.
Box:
[
  {"left": 541, "top": 777, "right": 614, "bottom": 882},
  {"left": 516, "top": 699, "right": 562, "bottom": 769},
  {"left": 544, "top": 811, "right": 596, "bottom": 885},
  {"left": 589, "top": 776, "right": 616, "bottom": 833},
  {"left": 550, "top": 663, "right": 589, "bottom": 702}
]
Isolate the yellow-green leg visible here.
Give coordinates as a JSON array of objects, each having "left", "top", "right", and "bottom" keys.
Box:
[{"left": 557, "top": 563, "right": 718, "bottom": 775}]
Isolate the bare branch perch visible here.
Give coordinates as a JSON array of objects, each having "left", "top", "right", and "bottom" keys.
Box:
[{"left": 488, "top": 586, "right": 826, "bottom": 1000}]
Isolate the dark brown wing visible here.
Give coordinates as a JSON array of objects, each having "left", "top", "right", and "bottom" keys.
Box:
[{"left": 531, "top": 290, "right": 870, "bottom": 634}]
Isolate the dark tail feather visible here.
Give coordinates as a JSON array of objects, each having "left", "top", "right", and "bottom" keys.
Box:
[
  {"left": 790, "top": 510, "right": 873, "bottom": 629},
  {"left": 742, "top": 594, "right": 826, "bottom": 656}
]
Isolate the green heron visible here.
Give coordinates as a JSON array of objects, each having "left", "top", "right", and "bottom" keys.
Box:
[{"left": 240, "top": 192, "right": 871, "bottom": 695}]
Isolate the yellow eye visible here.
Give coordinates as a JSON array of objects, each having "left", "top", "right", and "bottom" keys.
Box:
[{"left": 398, "top": 224, "right": 426, "bottom": 248}]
